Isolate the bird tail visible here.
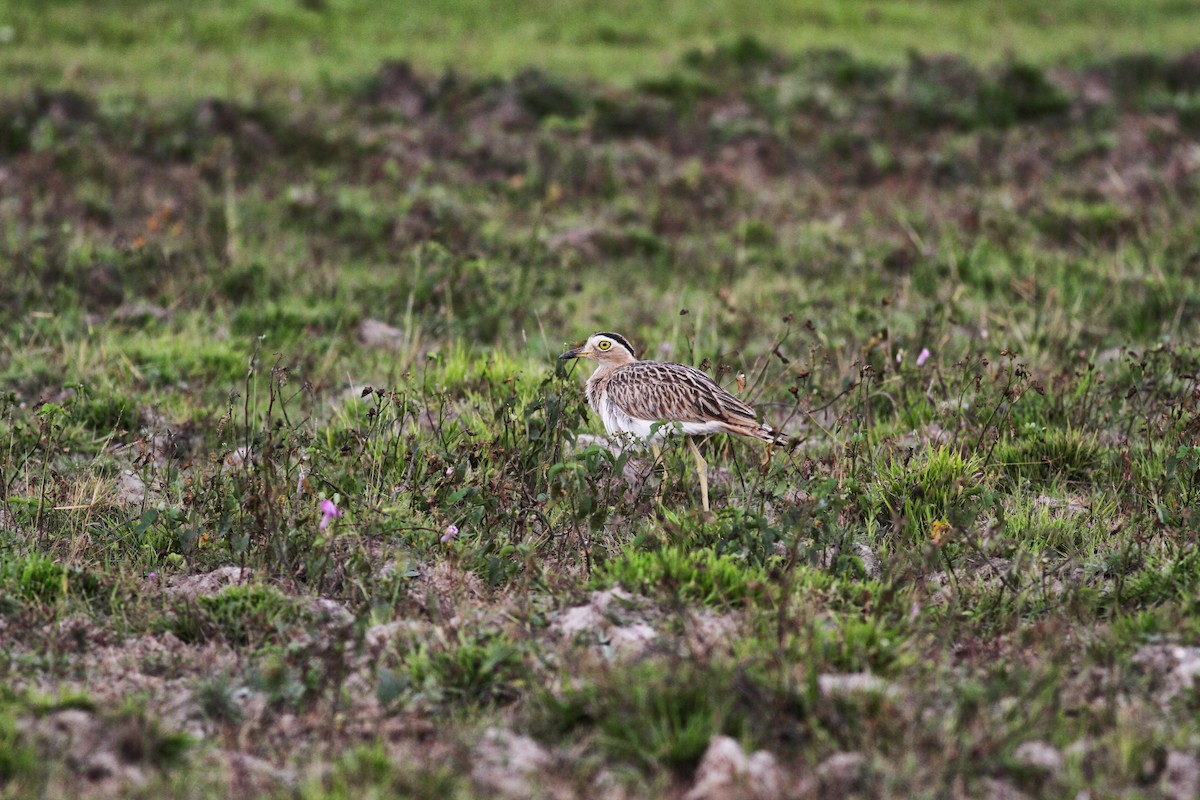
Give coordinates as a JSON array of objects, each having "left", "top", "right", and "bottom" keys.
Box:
[{"left": 753, "top": 423, "right": 791, "bottom": 448}]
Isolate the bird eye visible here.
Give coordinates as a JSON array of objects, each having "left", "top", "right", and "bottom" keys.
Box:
[{"left": 597, "top": 340, "right": 612, "bottom": 351}]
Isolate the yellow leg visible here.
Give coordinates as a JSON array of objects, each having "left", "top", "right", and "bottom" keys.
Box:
[{"left": 686, "top": 437, "right": 710, "bottom": 513}]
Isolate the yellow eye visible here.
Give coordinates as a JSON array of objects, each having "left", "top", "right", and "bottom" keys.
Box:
[{"left": 597, "top": 340, "right": 612, "bottom": 351}]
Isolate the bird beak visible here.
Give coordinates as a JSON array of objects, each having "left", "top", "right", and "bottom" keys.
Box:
[
  {"left": 558, "top": 343, "right": 586, "bottom": 360},
  {"left": 556, "top": 344, "right": 585, "bottom": 378}
]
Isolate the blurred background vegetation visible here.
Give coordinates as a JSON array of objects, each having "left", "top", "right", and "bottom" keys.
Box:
[{"left": 2, "top": 0, "right": 1199, "bottom": 100}]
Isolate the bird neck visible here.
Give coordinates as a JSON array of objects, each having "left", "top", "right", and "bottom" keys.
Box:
[{"left": 585, "top": 357, "right": 635, "bottom": 382}]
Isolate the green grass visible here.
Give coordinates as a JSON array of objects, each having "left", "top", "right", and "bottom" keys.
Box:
[
  {"left": 3, "top": 2, "right": 1200, "bottom": 797},
  {"left": 594, "top": 543, "right": 773, "bottom": 608},
  {"left": 2, "top": 0, "right": 1200, "bottom": 101}
]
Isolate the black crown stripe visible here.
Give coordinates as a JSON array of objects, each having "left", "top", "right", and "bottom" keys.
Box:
[{"left": 595, "top": 332, "right": 636, "bottom": 358}]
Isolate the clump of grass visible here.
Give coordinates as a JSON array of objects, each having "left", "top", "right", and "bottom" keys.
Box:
[
  {"left": 193, "top": 673, "right": 244, "bottom": 725},
  {"left": 0, "top": 694, "right": 41, "bottom": 788},
  {"left": 532, "top": 660, "right": 758, "bottom": 771},
  {"left": 593, "top": 544, "right": 771, "bottom": 608},
  {"left": 73, "top": 386, "right": 139, "bottom": 434},
  {"left": 1134, "top": 444, "right": 1200, "bottom": 522},
  {"left": 812, "top": 613, "right": 907, "bottom": 674},
  {"left": 513, "top": 68, "right": 589, "bottom": 121},
  {"left": 976, "top": 61, "right": 1071, "bottom": 126},
  {"left": 1, "top": 554, "right": 68, "bottom": 604},
  {"left": 168, "top": 584, "right": 302, "bottom": 646},
  {"left": 301, "top": 742, "right": 470, "bottom": 800},
  {"left": 994, "top": 426, "right": 1101, "bottom": 483},
  {"left": 402, "top": 629, "right": 528, "bottom": 707},
  {"left": 1110, "top": 547, "right": 1200, "bottom": 611},
  {"left": 1034, "top": 198, "right": 1136, "bottom": 246},
  {"left": 107, "top": 710, "right": 192, "bottom": 770},
  {"left": 869, "top": 445, "right": 989, "bottom": 540}
]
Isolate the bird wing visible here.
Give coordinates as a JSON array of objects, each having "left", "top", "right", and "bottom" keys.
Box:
[{"left": 603, "top": 361, "right": 759, "bottom": 427}]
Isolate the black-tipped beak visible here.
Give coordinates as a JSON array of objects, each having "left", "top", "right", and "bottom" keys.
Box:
[{"left": 555, "top": 346, "right": 581, "bottom": 378}]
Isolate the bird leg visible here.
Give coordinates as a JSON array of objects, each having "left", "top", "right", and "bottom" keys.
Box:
[{"left": 686, "top": 436, "right": 710, "bottom": 513}]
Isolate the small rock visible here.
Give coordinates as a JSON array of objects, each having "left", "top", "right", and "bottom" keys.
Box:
[
  {"left": 817, "top": 673, "right": 896, "bottom": 698},
  {"left": 112, "top": 303, "right": 171, "bottom": 326},
  {"left": 553, "top": 603, "right": 605, "bottom": 640},
  {"left": 687, "top": 609, "right": 737, "bottom": 654},
  {"left": 1163, "top": 750, "right": 1200, "bottom": 800},
  {"left": 358, "top": 319, "right": 407, "bottom": 350},
  {"left": 82, "top": 749, "right": 121, "bottom": 781},
  {"left": 684, "top": 736, "right": 782, "bottom": 800},
  {"left": 816, "top": 751, "right": 868, "bottom": 796},
  {"left": 1132, "top": 645, "right": 1200, "bottom": 703},
  {"left": 588, "top": 587, "right": 631, "bottom": 613},
  {"left": 747, "top": 751, "right": 782, "bottom": 799},
  {"left": 781, "top": 487, "right": 812, "bottom": 505},
  {"left": 1033, "top": 495, "right": 1089, "bottom": 515},
  {"left": 983, "top": 778, "right": 1032, "bottom": 800},
  {"left": 547, "top": 225, "right": 605, "bottom": 257},
  {"left": 411, "top": 561, "right": 486, "bottom": 613},
  {"left": 471, "top": 727, "right": 553, "bottom": 798},
  {"left": 164, "top": 566, "right": 253, "bottom": 599},
  {"left": 114, "top": 471, "right": 147, "bottom": 506},
  {"left": 32, "top": 708, "right": 147, "bottom": 788},
  {"left": 550, "top": 589, "right": 657, "bottom": 658},
  {"left": 1167, "top": 660, "right": 1200, "bottom": 702},
  {"left": 854, "top": 542, "right": 882, "bottom": 580},
  {"left": 1013, "top": 740, "right": 1063, "bottom": 776},
  {"left": 684, "top": 737, "right": 746, "bottom": 800},
  {"left": 222, "top": 751, "right": 295, "bottom": 794},
  {"left": 46, "top": 708, "right": 96, "bottom": 748},
  {"left": 605, "top": 622, "right": 657, "bottom": 654},
  {"left": 308, "top": 597, "right": 354, "bottom": 628},
  {"left": 364, "top": 620, "right": 421, "bottom": 655}
]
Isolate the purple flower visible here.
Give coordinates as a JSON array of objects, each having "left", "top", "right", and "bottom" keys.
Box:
[
  {"left": 916, "top": 347, "right": 932, "bottom": 367},
  {"left": 441, "top": 524, "right": 459, "bottom": 544},
  {"left": 319, "top": 499, "right": 343, "bottom": 530},
  {"left": 146, "top": 572, "right": 158, "bottom": 581}
]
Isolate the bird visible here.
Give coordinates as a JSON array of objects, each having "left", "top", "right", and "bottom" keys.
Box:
[{"left": 558, "top": 331, "right": 787, "bottom": 513}]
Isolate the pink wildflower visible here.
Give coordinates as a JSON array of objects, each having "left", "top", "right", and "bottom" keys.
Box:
[
  {"left": 441, "top": 524, "right": 459, "bottom": 544},
  {"left": 319, "top": 499, "right": 343, "bottom": 530},
  {"left": 916, "top": 347, "right": 932, "bottom": 367}
]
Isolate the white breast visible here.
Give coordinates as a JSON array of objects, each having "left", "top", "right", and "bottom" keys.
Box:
[{"left": 595, "top": 392, "right": 657, "bottom": 441}]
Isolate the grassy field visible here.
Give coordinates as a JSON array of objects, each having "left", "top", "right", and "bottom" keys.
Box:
[
  {"left": 3, "top": 0, "right": 1200, "bottom": 99},
  {"left": 4, "top": 2, "right": 1200, "bottom": 798}
]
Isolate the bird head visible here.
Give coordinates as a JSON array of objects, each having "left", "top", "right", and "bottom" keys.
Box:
[{"left": 558, "top": 331, "right": 638, "bottom": 366}]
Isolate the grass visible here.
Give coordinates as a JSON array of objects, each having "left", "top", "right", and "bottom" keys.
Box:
[
  {"left": 3, "top": 2, "right": 1200, "bottom": 798},
  {"left": 1, "top": 0, "right": 1200, "bottom": 101}
]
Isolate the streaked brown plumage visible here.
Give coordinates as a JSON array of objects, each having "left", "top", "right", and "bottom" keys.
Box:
[
  {"left": 595, "top": 360, "right": 787, "bottom": 444},
  {"left": 558, "top": 331, "right": 787, "bottom": 511}
]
